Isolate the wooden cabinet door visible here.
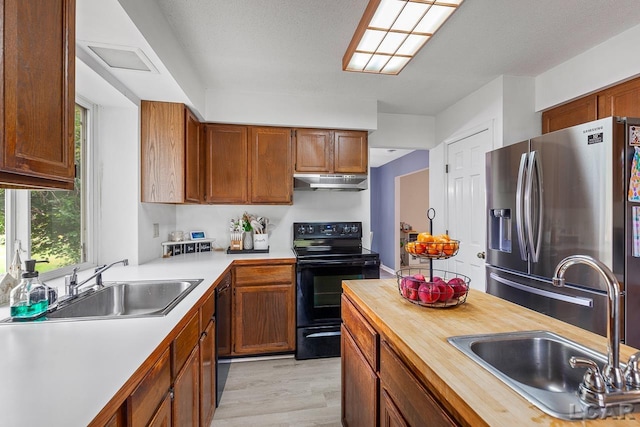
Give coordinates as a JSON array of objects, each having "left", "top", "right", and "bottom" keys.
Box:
[
  {"left": 141, "top": 101, "right": 186, "bottom": 202},
  {"left": 104, "top": 404, "right": 126, "bottom": 427},
  {"left": 380, "top": 389, "right": 408, "bottom": 427},
  {"left": 172, "top": 345, "right": 200, "bottom": 427},
  {"left": 341, "top": 324, "right": 377, "bottom": 427},
  {"left": 148, "top": 393, "right": 172, "bottom": 427},
  {"left": 379, "top": 341, "right": 457, "bottom": 427},
  {"left": 542, "top": 95, "right": 598, "bottom": 134},
  {"left": 233, "top": 283, "right": 295, "bottom": 355},
  {"left": 0, "top": 0, "right": 75, "bottom": 189},
  {"left": 249, "top": 126, "right": 292, "bottom": 204},
  {"left": 199, "top": 320, "right": 216, "bottom": 427},
  {"left": 293, "top": 129, "right": 332, "bottom": 172},
  {"left": 184, "top": 108, "right": 202, "bottom": 203},
  {"left": 334, "top": 130, "right": 368, "bottom": 173},
  {"left": 128, "top": 349, "right": 171, "bottom": 427},
  {"left": 599, "top": 77, "right": 640, "bottom": 119},
  {"left": 203, "top": 124, "right": 248, "bottom": 204}
]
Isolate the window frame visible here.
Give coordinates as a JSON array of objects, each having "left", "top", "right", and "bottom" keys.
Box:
[{"left": 4, "top": 96, "right": 98, "bottom": 280}]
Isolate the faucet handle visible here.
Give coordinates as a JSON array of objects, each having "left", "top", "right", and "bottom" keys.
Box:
[
  {"left": 570, "top": 356, "right": 606, "bottom": 394},
  {"left": 625, "top": 352, "right": 640, "bottom": 389}
]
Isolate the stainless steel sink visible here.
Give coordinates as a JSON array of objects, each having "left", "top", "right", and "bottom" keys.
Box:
[
  {"left": 448, "top": 330, "right": 612, "bottom": 420},
  {"left": 43, "top": 279, "right": 203, "bottom": 321}
]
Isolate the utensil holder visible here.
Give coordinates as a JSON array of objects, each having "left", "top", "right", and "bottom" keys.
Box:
[
  {"left": 253, "top": 233, "right": 269, "bottom": 250},
  {"left": 230, "top": 231, "right": 244, "bottom": 250}
]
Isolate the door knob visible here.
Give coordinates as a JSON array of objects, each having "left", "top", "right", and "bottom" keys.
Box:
[{"left": 477, "top": 252, "right": 486, "bottom": 259}]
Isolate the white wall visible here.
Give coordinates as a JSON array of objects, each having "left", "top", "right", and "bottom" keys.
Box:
[
  {"left": 95, "top": 105, "right": 140, "bottom": 265},
  {"left": 204, "top": 90, "right": 378, "bottom": 130},
  {"left": 536, "top": 23, "right": 640, "bottom": 111},
  {"left": 175, "top": 190, "right": 372, "bottom": 251},
  {"left": 369, "top": 113, "right": 435, "bottom": 149}
]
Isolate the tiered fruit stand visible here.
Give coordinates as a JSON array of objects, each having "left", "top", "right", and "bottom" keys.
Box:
[{"left": 396, "top": 208, "right": 471, "bottom": 308}]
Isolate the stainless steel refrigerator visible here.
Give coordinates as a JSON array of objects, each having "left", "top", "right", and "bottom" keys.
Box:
[{"left": 486, "top": 116, "right": 640, "bottom": 348}]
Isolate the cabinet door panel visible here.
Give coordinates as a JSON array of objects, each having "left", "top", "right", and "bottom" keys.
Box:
[
  {"left": 249, "top": 126, "right": 292, "bottom": 204},
  {"left": 199, "top": 320, "right": 216, "bottom": 426},
  {"left": 341, "top": 325, "right": 377, "bottom": 427},
  {"left": 172, "top": 312, "right": 200, "bottom": 379},
  {"left": 204, "top": 124, "right": 248, "bottom": 203},
  {"left": 128, "top": 349, "right": 171, "bottom": 427},
  {"left": 233, "top": 284, "right": 295, "bottom": 354},
  {"left": 141, "top": 101, "right": 186, "bottom": 202},
  {"left": 380, "top": 389, "right": 408, "bottom": 427},
  {"left": 184, "top": 108, "right": 202, "bottom": 203},
  {"left": 294, "top": 129, "right": 332, "bottom": 172},
  {"left": 1, "top": 0, "right": 75, "bottom": 188},
  {"left": 148, "top": 393, "right": 172, "bottom": 427},
  {"left": 342, "top": 294, "right": 378, "bottom": 370},
  {"left": 541, "top": 95, "right": 597, "bottom": 134},
  {"left": 600, "top": 77, "right": 640, "bottom": 119},
  {"left": 334, "top": 131, "right": 368, "bottom": 173},
  {"left": 173, "top": 345, "right": 200, "bottom": 427},
  {"left": 380, "top": 341, "right": 457, "bottom": 427}
]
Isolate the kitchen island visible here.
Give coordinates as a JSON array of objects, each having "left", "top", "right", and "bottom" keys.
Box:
[
  {"left": 0, "top": 249, "right": 295, "bottom": 426},
  {"left": 342, "top": 278, "right": 640, "bottom": 426}
]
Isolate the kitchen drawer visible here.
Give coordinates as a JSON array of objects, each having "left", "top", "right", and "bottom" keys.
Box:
[
  {"left": 128, "top": 348, "right": 171, "bottom": 427},
  {"left": 172, "top": 311, "right": 200, "bottom": 379},
  {"left": 234, "top": 264, "right": 294, "bottom": 286},
  {"left": 341, "top": 294, "right": 378, "bottom": 370},
  {"left": 200, "top": 289, "right": 215, "bottom": 331}
]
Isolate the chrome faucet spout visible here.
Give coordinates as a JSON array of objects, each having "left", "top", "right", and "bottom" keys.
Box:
[
  {"left": 65, "top": 259, "right": 129, "bottom": 297},
  {"left": 552, "top": 254, "right": 623, "bottom": 390}
]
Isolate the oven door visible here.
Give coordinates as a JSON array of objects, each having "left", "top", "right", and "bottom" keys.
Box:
[{"left": 296, "top": 258, "right": 379, "bottom": 327}]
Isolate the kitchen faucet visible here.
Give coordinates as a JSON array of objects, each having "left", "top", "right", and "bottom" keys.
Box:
[
  {"left": 65, "top": 259, "right": 129, "bottom": 297},
  {"left": 552, "top": 254, "right": 624, "bottom": 390}
]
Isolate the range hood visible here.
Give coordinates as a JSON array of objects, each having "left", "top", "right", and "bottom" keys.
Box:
[{"left": 293, "top": 173, "right": 368, "bottom": 191}]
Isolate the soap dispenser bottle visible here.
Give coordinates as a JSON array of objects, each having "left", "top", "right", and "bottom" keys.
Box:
[{"left": 9, "top": 259, "right": 48, "bottom": 319}]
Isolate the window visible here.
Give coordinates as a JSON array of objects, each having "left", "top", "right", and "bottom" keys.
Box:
[{"left": 1, "top": 102, "right": 93, "bottom": 278}]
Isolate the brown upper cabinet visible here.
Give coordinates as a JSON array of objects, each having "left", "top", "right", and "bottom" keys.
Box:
[
  {"left": 141, "top": 101, "right": 203, "bottom": 203},
  {"left": 542, "top": 75, "right": 640, "bottom": 133},
  {"left": 0, "top": 0, "right": 76, "bottom": 189},
  {"left": 203, "top": 124, "right": 292, "bottom": 205},
  {"left": 294, "top": 129, "right": 368, "bottom": 174}
]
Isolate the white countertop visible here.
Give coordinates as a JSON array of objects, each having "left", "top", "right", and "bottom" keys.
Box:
[{"left": 0, "top": 249, "right": 295, "bottom": 427}]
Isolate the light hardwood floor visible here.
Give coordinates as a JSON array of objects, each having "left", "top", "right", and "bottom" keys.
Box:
[{"left": 211, "top": 356, "right": 342, "bottom": 427}]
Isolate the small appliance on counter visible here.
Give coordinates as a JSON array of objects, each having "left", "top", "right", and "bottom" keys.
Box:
[{"left": 293, "top": 221, "right": 379, "bottom": 359}]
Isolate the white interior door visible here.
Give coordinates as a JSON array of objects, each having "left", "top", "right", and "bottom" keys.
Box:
[{"left": 446, "top": 127, "right": 492, "bottom": 291}]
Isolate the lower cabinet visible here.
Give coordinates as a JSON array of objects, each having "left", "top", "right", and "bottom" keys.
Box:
[
  {"left": 199, "top": 302, "right": 217, "bottom": 426},
  {"left": 232, "top": 263, "right": 295, "bottom": 355},
  {"left": 341, "top": 324, "right": 377, "bottom": 427},
  {"left": 341, "top": 294, "right": 459, "bottom": 427},
  {"left": 172, "top": 346, "right": 200, "bottom": 427},
  {"left": 128, "top": 349, "right": 171, "bottom": 427}
]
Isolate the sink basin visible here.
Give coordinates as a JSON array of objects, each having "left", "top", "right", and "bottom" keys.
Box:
[
  {"left": 448, "top": 330, "right": 611, "bottom": 420},
  {"left": 41, "top": 279, "right": 202, "bottom": 321}
]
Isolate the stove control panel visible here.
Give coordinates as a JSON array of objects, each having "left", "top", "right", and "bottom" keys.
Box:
[{"left": 293, "top": 222, "right": 362, "bottom": 239}]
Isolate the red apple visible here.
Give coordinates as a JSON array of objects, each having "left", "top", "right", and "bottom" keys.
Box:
[
  {"left": 448, "top": 277, "right": 467, "bottom": 298},
  {"left": 405, "top": 278, "right": 420, "bottom": 301},
  {"left": 437, "top": 283, "right": 455, "bottom": 302},
  {"left": 418, "top": 282, "right": 439, "bottom": 303},
  {"left": 413, "top": 273, "right": 426, "bottom": 281}
]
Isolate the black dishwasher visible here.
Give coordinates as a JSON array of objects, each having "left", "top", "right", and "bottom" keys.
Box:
[{"left": 216, "top": 272, "right": 232, "bottom": 405}]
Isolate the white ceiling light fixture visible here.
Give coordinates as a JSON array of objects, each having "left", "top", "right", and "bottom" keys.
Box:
[{"left": 343, "top": 0, "right": 464, "bottom": 75}]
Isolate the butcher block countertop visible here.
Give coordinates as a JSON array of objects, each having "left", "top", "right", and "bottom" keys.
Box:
[{"left": 342, "top": 278, "right": 640, "bottom": 426}]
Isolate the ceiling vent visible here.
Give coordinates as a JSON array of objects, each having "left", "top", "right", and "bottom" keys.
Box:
[{"left": 81, "top": 42, "right": 158, "bottom": 73}]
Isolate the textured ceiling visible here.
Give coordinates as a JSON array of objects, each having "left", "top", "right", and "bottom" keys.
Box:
[{"left": 153, "top": 0, "right": 640, "bottom": 115}]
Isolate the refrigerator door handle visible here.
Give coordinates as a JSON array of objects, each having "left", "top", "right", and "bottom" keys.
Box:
[
  {"left": 490, "top": 272, "right": 593, "bottom": 307},
  {"left": 525, "top": 151, "right": 543, "bottom": 263},
  {"left": 515, "top": 153, "right": 528, "bottom": 261}
]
